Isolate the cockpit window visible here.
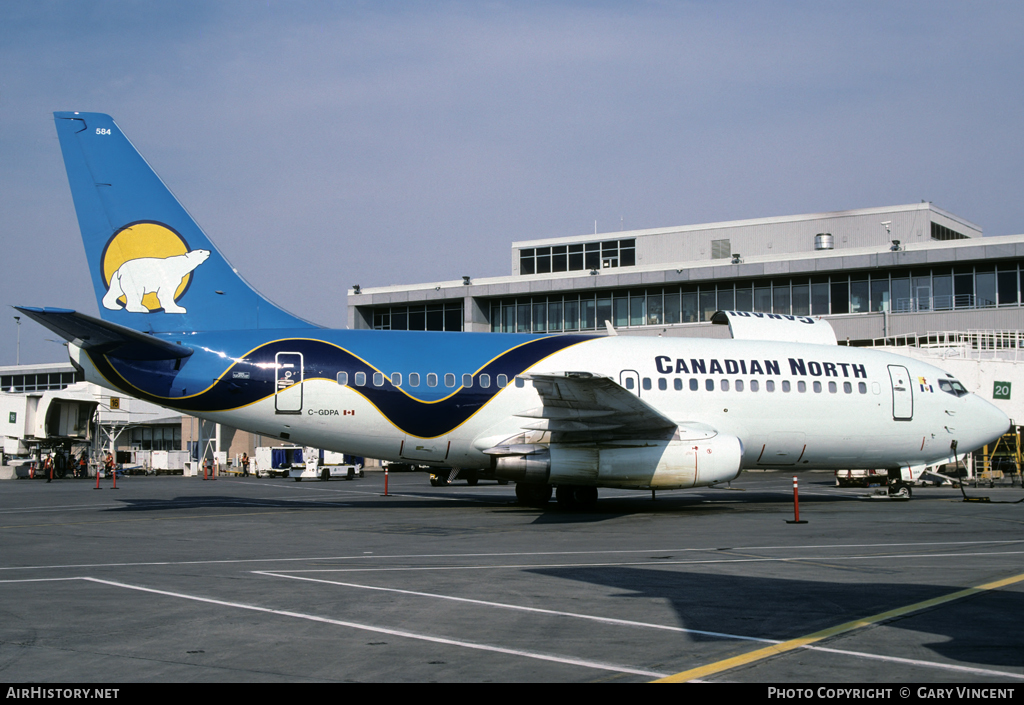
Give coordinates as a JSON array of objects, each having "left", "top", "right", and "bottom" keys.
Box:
[{"left": 938, "top": 377, "right": 968, "bottom": 397}]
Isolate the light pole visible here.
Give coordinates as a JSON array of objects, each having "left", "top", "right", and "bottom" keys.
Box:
[{"left": 13, "top": 316, "right": 20, "bottom": 366}]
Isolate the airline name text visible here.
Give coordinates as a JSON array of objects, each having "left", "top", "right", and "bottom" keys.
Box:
[{"left": 654, "top": 357, "right": 868, "bottom": 379}]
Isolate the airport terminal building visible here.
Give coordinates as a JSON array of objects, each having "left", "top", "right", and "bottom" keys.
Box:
[{"left": 348, "top": 202, "right": 1024, "bottom": 344}]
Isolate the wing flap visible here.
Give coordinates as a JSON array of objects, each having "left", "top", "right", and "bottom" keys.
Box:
[{"left": 518, "top": 372, "right": 677, "bottom": 442}]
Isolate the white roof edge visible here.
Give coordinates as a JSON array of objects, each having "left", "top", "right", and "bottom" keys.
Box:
[
  {"left": 511, "top": 203, "right": 982, "bottom": 249},
  {"left": 0, "top": 362, "right": 77, "bottom": 375}
]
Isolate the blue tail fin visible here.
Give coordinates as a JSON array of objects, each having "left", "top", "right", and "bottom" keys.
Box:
[{"left": 53, "top": 112, "right": 317, "bottom": 333}]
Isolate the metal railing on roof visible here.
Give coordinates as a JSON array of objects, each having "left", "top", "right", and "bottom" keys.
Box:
[
  {"left": 891, "top": 294, "right": 995, "bottom": 312},
  {"left": 870, "top": 330, "right": 1024, "bottom": 362}
]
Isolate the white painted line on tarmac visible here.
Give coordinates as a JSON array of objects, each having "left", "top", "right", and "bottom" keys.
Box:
[
  {"left": 804, "top": 644, "right": 1024, "bottom": 680},
  {"left": 0, "top": 503, "right": 124, "bottom": 514},
  {"left": 275, "top": 549, "right": 1024, "bottom": 574},
  {"left": 254, "top": 571, "right": 1024, "bottom": 681},
  {"left": 254, "top": 571, "right": 778, "bottom": 643},
  {"left": 74, "top": 576, "right": 669, "bottom": 679},
  {"left": 1, "top": 540, "right": 1020, "bottom": 572},
  {"left": 3, "top": 574, "right": 1020, "bottom": 681}
]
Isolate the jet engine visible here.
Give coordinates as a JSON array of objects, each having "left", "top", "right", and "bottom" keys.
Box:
[{"left": 494, "top": 435, "right": 743, "bottom": 489}]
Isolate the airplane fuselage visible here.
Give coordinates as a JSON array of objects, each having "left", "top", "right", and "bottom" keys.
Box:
[{"left": 70, "top": 328, "right": 1007, "bottom": 485}]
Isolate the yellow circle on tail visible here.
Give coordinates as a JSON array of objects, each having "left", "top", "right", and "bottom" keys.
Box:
[{"left": 102, "top": 222, "right": 191, "bottom": 312}]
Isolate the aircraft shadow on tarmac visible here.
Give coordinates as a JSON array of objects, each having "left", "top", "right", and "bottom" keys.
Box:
[
  {"left": 98, "top": 479, "right": 865, "bottom": 519},
  {"left": 103, "top": 496, "right": 357, "bottom": 511},
  {"left": 522, "top": 482, "right": 867, "bottom": 525},
  {"left": 526, "top": 565, "right": 1024, "bottom": 669}
]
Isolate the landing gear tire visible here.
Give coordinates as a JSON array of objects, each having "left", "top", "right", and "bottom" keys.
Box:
[
  {"left": 467, "top": 477, "right": 478, "bottom": 486},
  {"left": 888, "top": 482, "right": 911, "bottom": 499},
  {"left": 321, "top": 469, "right": 330, "bottom": 482},
  {"left": 575, "top": 486, "right": 598, "bottom": 508},
  {"left": 556, "top": 485, "right": 576, "bottom": 509},
  {"left": 557, "top": 485, "right": 597, "bottom": 510},
  {"left": 515, "top": 482, "right": 552, "bottom": 507}
]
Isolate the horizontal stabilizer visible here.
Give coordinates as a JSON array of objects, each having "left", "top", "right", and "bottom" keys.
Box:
[{"left": 14, "top": 307, "right": 193, "bottom": 360}]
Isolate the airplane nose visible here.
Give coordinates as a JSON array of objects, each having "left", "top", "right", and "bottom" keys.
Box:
[{"left": 972, "top": 396, "right": 1011, "bottom": 447}]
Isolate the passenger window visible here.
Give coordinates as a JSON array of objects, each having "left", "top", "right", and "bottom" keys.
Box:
[
  {"left": 829, "top": 381, "right": 837, "bottom": 393},
  {"left": 497, "top": 374, "right": 508, "bottom": 388},
  {"left": 872, "top": 382, "right": 881, "bottom": 394},
  {"left": 797, "top": 381, "right": 806, "bottom": 393},
  {"left": 782, "top": 380, "right": 791, "bottom": 393},
  {"left": 813, "top": 381, "right": 822, "bottom": 393},
  {"left": 515, "top": 377, "right": 525, "bottom": 388},
  {"left": 690, "top": 379, "right": 698, "bottom": 391},
  {"left": 674, "top": 378, "right": 683, "bottom": 391},
  {"left": 750, "top": 380, "right": 759, "bottom": 392},
  {"left": 462, "top": 373, "right": 473, "bottom": 388},
  {"left": 625, "top": 377, "right": 635, "bottom": 390},
  {"left": 427, "top": 373, "right": 438, "bottom": 387},
  {"left": 844, "top": 381, "right": 852, "bottom": 394},
  {"left": 391, "top": 372, "right": 402, "bottom": 386},
  {"left": 642, "top": 378, "right": 652, "bottom": 391},
  {"left": 445, "top": 373, "right": 456, "bottom": 388},
  {"left": 479, "top": 374, "right": 491, "bottom": 389},
  {"left": 409, "top": 372, "right": 420, "bottom": 387},
  {"left": 765, "top": 380, "right": 774, "bottom": 392},
  {"left": 859, "top": 382, "right": 867, "bottom": 394},
  {"left": 373, "top": 372, "right": 384, "bottom": 387},
  {"left": 337, "top": 371, "right": 348, "bottom": 386},
  {"left": 355, "top": 371, "right": 366, "bottom": 386},
  {"left": 720, "top": 379, "right": 729, "bottom": 392},
  {"left": 658, "top": 378, "right": 667, "bottom": 391},
  {"left": 705, "top": 379, "right": 714, "bottom": 392},
  {"left": 735, "top": 379, "right": 744, "bottom": 392}
]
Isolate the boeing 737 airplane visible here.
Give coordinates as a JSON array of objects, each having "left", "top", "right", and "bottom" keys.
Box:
[{"left": 17, "top": 112, "right": 1011, "bottom": 508}]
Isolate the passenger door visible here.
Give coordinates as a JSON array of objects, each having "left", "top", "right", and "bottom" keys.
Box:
[
  {"left": 888, "top": 365, "right": 913, "bottom": 420},
  {"left": 275, "top": 352, "right": 303, "bottom": 414},
  {"left": 620, "top": 370, "right": 641, "bottom": 397}
]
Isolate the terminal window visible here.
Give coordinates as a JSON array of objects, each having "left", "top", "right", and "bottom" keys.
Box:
[
  {"left": 0, "top": 371, "right": 79, "bottom": 393},
  {"left": 931, "top": 223, "right": 968, "bottom": 241},
  {"left": 372, "top": 302, "right": 463, "bottom": 332},
  {"left": 489, "top": 260, "right": 1024, "bottom": 333},
  {"left": 520, "top": 239, "right": 635, "bottom": 275}
]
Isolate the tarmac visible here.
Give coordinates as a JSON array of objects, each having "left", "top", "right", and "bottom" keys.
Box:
[{"left": 1, "top": 470, "right": 1022, "bottom": 683}]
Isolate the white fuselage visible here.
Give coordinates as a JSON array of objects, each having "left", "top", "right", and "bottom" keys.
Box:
[{"left": 74, "top": 335, "right": 1010, "bottom": 483}]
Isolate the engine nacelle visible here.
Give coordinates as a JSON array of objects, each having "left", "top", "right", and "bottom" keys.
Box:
[
  {"left": 494, "top": 435, "right": 743, "bottom": 489},
  {"left": 495, "top": 449, "right": 551, "bottom": 484}
]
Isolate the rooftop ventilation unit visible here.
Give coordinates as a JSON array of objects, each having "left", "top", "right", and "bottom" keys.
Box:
[{"left": 814, "top": 233, "right": 834, "bottom": 250}]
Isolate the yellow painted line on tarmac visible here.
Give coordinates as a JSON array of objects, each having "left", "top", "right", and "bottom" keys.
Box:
[{"left": 655, "top": 571, "right": 1024, "bottom": 683}]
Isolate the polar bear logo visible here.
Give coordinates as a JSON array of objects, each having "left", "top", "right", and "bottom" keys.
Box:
[{"left": 102, "top": 249, "right": 210, "bottom": 314}]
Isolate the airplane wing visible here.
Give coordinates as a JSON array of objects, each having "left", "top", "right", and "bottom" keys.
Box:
[{"left": 515, "top": 372, "right": 678, "bottom": 443}]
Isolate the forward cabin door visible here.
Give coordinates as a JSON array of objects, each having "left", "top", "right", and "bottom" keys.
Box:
[
  {"left": 620, "top": 370, "right": 641, "bottom": 397},
  {"left": 888, "top": 365, "right": 913, "bottom": 420},
  {"left": 275, "top": 352, "right": 304, "bottom": 414}
]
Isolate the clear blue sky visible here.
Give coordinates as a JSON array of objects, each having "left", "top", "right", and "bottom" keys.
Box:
[{"left": 2, "top": 1, "right": 1023, "bottom": 364}]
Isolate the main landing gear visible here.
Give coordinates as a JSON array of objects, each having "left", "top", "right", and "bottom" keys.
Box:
[
  {"left": 515, "top": 483, "right": 598, "bottom": 510},
  {"left": 888, "top": 481, "right": 912, "bottom": 499}
]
